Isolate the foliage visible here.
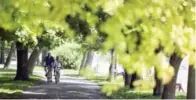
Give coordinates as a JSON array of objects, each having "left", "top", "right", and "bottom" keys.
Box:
[
  {"left": 36, "top": 24, "right": 66, "bottom": 50},
  {"left": 79, "top": 67, "right": 96, "bottom": 80},
  {"left": 0, "top": 0, "right": 195, "bottom": 95},
  {"left": 0, "top": 68, "right": 43, "bottom": 99},
  {"left": 0, "top": 0, "right": 74, "bottom": 48},
  {"left": 52, "top": 41, "right": 82, "bottom": 69},
  {"left": 76, "top": 0, "right": 195, "bottom": 93},
  {"left": 101, "top": 75, "right": 124, "bottom": 96},
  {"left": 108, "top": 88, "right": 185, "bottom": 99}
]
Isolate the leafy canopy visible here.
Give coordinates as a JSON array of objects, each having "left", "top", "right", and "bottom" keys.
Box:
[{"left": 0, "top": 0, "right": 195, "bottom": 94}]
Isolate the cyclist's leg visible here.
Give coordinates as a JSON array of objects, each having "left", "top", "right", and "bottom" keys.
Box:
[
  {"left": 54, "top": 69, "right": 59, "bottom": 83},
  {"left": 54, "top": 68, "right": 57, "bottom": 82},
  {"left": 48, "top": 67, "right": 52, "bottom": 82},
  {"left": 44, "top": 66, "right": 48, "bottom": 76},
  {"left": 54, "top": 67, "right": 56, "bottom": 76},
  {"left": 57, "top": 70, "right": 60, "bottom": 82},
  {"left": 58, "top": 70, "right": 61, "bottom": 81}
]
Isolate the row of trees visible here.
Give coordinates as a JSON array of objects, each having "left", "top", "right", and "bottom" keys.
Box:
[
  {"left": 75, "top": 0, "right": 195, "bottom": 99},
  {"left": 0, "top": 0, "right": 195, "bottom": 99}
]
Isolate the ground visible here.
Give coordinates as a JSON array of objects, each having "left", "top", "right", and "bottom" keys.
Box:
[
  {"left": 0, "top": 61, "right": 187, "bottom": 99},
  {"left": 0, "top": 66, "right": 43, "bottom": 99},
  {"left": 0, "top": 62, "right": 106, "bottom": 99},
  {"left": 20, "top": 69, "right": 106, "bottom": 99}
]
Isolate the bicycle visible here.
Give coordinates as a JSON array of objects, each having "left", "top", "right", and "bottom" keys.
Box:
[{"left": 45, "top": 67, "right": 53, "bottom": 83}]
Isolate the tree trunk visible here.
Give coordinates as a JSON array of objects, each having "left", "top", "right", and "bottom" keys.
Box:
[
  {"left": 36, "top": 56, "right": 40, "bottom": 66},
  {"left": 186, "top": 65, "right": 195, "bottom": 99},
  {"left": 27, "top": 46, "right": 42, "bottom": 74},
  {"left": 129, "top": 73, "right": 137, "bottom": 88},
  {"left": 3, "top": 42, "right": 15, "bottom": 69},
  {"left": 161, "top": 53, "right": 182, "bottom": 99},
  {"left": 79, "top": 51, "right": 88, "bottom": 72},
  {"left": 124, "top": 69, "right": 132, "bottom": 87},
  {"left": 41, "top": 49, "right": 48, "bottom": 65},
  {"left": 0, "top": 40, "right": 5, "bottom": 64},
  {"left": 153, "top": 67, "right": 163, "bottom": 96},
  {"left": 84, "top": 50, "right": 94, "bottom": 68},
  {"left": 108, "top": 48, "right": 116, "bottom": 82},
  {"left": 14, "top": 42, "right": 29, "bottom": 81}
]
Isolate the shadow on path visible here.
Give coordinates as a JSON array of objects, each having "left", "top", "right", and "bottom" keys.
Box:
[{"left": 21, "top": 73, "right": 106, "bottom": 99}]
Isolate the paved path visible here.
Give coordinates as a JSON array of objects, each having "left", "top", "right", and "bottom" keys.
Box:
[{"left": 21, "top": 71, "right": 106, "bottom": 99}]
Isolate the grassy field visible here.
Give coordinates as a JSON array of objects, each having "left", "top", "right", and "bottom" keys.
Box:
[
  {"left": 83, "top": 74, "right": 186, "bottom": 99},
  {"left": 62, "top": 69, "right": 79, "bottom": 77},
  {"left": 108, "top": 87, "right": 186, "bottom": 99},
  {"left": 0, "top": 68, "right": 43, "bottom": 99},
  {"left": 34, "top": 66, "right": 44, "bottom": 71}
]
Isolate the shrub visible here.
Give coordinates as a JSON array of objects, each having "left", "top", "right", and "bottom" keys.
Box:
[{"left": 52, "top": 41, "right": 82, "bottom": 69}]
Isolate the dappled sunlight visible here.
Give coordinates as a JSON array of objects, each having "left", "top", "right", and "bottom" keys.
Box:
[
  {"left": 0, "top": 89, "right": 22, "bottom": 94},
  {"left": 101, "top": 75, "right": 124, "bottom": 96},
  {"left": 23, "top": 91, "right": 47, "bottom": 95},
  {"left": 20, "top": 74, "right": 104, "bottom": 99},
  {"left": 0, "top": 0, "right": 194, "bottom": 99},
  {"left": 0, "top": 68, "right": 43, "bottom": 98},
  {"left": 59, "top": 77, "right": 99, "bottom": 86},
  {"left": 109, "top": 87, "right": 186, "bottom": 99}
]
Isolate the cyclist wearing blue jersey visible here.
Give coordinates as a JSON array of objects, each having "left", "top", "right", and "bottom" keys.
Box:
[{"left": 43, "top": 52, "right": 54, "bottom": 82}]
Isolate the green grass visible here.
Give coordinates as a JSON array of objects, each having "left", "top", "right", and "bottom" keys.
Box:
[
  {"left": 0, "top": 68, "right": 44, "bottom": 99},
  {"left": 34, "top": 66, "right": 44, "bottom": 71},
  {"left": 63, "top": 69, "right": 79, "bottom": 77},
  {"left": 108, "top": 87, "right": 186, "bottom": 99},
  {"left": 88, "top": 75, "right": 109, "bottom": 85},
  {"left": 84, "top": 74, "right": 185, "bottom": 99}
]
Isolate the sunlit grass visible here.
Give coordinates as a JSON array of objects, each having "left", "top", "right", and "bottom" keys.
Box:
[
  {"left": 63, "top": 69, "right": 79, "bottom": 77},
  {"left": 0, "top": 68, "right": 43, "bottom": 99},
  {"left": 89, "top": 75, "right": 108, "bottom": 85},
  {"left": 83, "top": 71, "right": 185, "bottom": 99},
  {"left": 34, "top": 66, "right": 44, "bottom": 71},
  {"left": 108, "top": 87, "right": 186, "bottom": 99}
]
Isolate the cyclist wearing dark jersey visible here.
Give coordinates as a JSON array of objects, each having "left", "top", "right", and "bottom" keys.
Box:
[{"left": 43, "top": 52, "right": 54, "bottom": 82}]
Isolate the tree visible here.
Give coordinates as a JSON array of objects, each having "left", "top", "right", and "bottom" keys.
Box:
[
  {"left": 186, "top": 65, "right": 195, "bottom": 99},
  {"left": 124, "top": 69, "right": 132, "bottom": 87},
  {"left": 79, "top": 51, "right": 88, "bottom": 72},
  {"left": 27, "top": 25, "right": 66, "bottom": 74},
  {"left": 92, "top": 0, "right": 194, "bottom": 95},
  {"left": 0, "top": 0, "right": 76, "bottom": 80},
  {"left": 14, "top": 42, "right": 29, "bottom": 80},
  {"left": 161, "top": 53, "right": 182, "bottom": 99},
  {"left": 84, "top": 50, "right": 94, "bottom": 68},
  {"left": 56, "top": 0, "right": 194, "bottom": 94},
  {"left": 0, "top": 40, "right": 5, "bottom": 64},
  {"left": 124, "top": 70, "right": 138, "bottom": 88},
  {"left": 153, "top": 67, "right": 163, "bottom": 96},
  {"left": 0, "top": 0, "right": 49, "bottom": 80},
  {"left": 27, "top": 45, "right": 42, "bottom": 74},
  {"left": 153, "top": 46, "right": 164, "bottom": 96},
  {"left": 0, "top": 2, "right": 194, "bottom": 97},
  {"left": 3, "top": 42, "right": 15, "bottom": 69},
  {"left": 108, "top": 48, "right": 116, "bottom": 82},
  {"left": 65, "top": 9, "right": 108, "bottom": 72}
]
